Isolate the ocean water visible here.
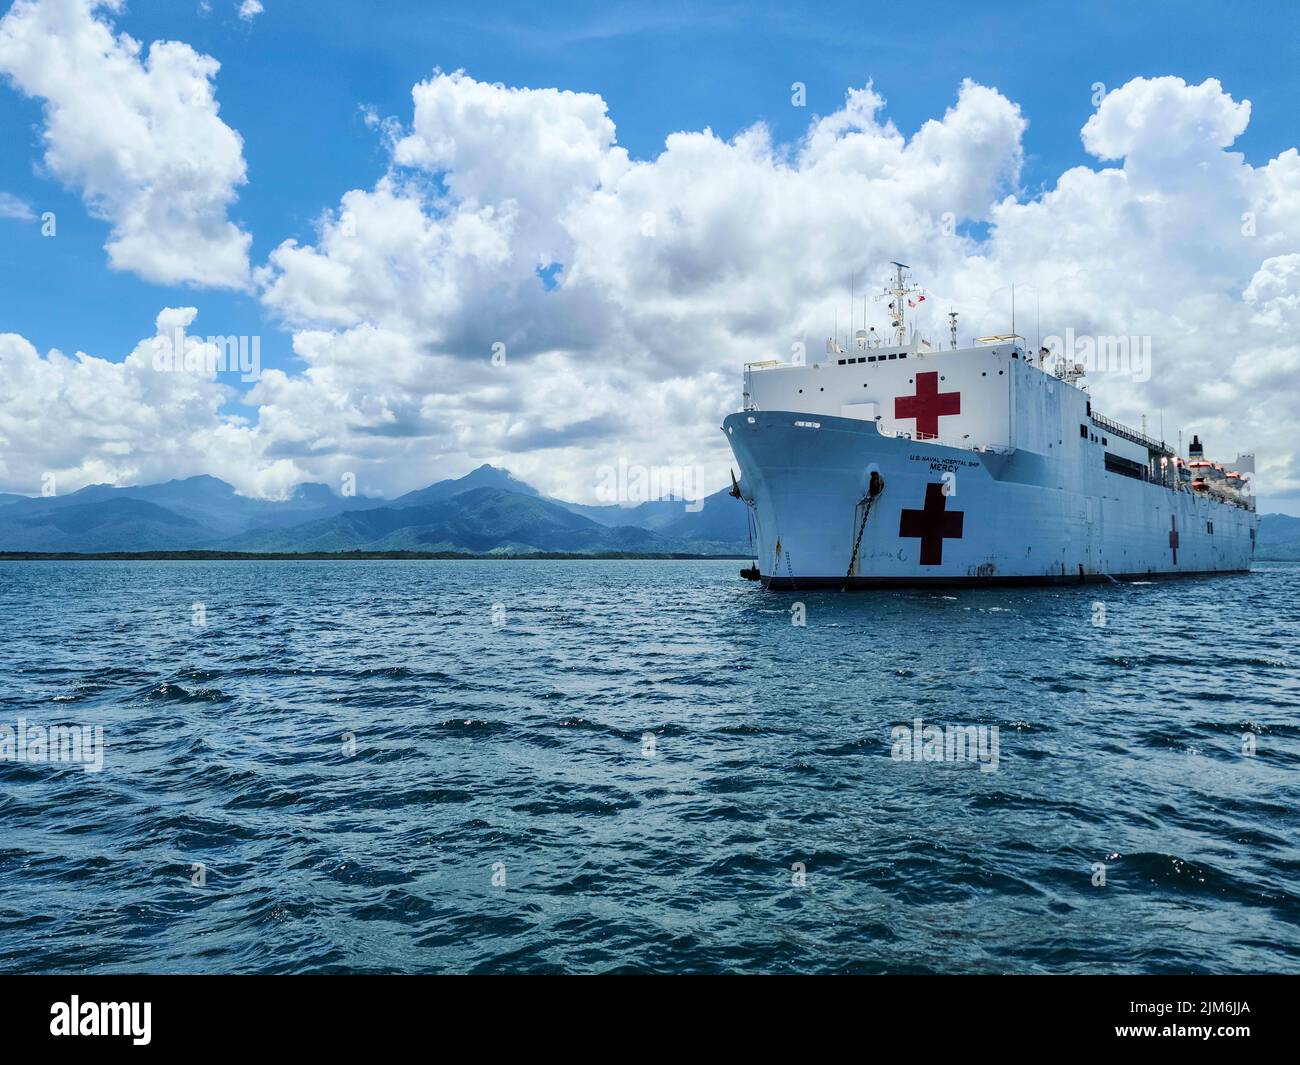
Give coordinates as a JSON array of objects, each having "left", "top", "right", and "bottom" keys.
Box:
[{"left": 0, "top": 558, "right": 1297, "bottom": 975}]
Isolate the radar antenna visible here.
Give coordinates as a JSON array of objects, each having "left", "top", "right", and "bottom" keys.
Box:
[{"left": 878, "top": 261, "right": 923, "bottom": 347}]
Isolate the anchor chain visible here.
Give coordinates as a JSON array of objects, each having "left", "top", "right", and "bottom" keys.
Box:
[{"left": 843, "top": 471, "right": 886, "bottom": 590}]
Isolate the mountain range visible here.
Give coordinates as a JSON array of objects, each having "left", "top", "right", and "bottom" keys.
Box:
[
  {"left": 0, "top": 465, "right": 1295, "bottom": 559},
  {"left": 1254, "top": 512, "right": 1300, "bottom": 560},
  {"left": 0, "top": 465, "right": 752, "bottom": 555}
]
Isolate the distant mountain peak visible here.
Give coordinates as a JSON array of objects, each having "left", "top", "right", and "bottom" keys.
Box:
[
  {"left": 389, "top": 464, "right": 540, "bottom": 508},
  {"left": 459, "top": 464, "right": 539, "bottom": 494}
]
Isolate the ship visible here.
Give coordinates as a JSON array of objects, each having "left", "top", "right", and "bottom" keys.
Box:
[{"left": 723, "top": 263, "right": 1258, "bottom": 589}]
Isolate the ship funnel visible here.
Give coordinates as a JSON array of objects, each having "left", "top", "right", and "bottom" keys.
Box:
[{"left": 1189, "top": 434, "right": 1204, "bottom": 457}]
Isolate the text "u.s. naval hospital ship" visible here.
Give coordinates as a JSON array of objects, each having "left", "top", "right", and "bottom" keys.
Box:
[{"left": 723, "top": 264, "right": 1257, "bottom": 589}]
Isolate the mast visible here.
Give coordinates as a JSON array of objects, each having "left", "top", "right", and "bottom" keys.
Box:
[{"left": 881, "top": 261, "right": 921, "bottom": 347}]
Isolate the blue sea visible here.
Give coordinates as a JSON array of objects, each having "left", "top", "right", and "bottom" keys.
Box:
[{"left": 1, "top": 559, "right": 1297, "bottom": 974}]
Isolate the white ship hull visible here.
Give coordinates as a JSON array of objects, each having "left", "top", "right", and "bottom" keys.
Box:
[{"left": 723, "top": 409, "right": 1257, "bottom": 589}]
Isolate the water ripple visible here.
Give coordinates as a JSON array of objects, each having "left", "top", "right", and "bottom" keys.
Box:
[{"left": 0, "top": 558, "right": 1297, "bottom": 973}]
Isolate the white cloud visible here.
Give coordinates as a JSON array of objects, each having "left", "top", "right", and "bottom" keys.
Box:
[
  {"left": 1082, "top": 76, "right": 1250, "bottom": 163},
  {"left": 0, "top": 191, "right": 35, "bottom": 221},
  {"left": 4, "top": 70, "right": 1299, "bottom": 511},
  {"left": 0, "top": 308, "right": 296, "bottom": 497},
  {"left": 0, "top": 0, "right": 252, "bottom": 288},
  {"left": 237, "top": 1, "right": 263, "bottom": 22}
]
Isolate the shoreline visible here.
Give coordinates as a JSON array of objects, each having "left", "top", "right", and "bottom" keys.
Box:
[{"left": 0, "top": 550, "right": 751, "bottom": 562}]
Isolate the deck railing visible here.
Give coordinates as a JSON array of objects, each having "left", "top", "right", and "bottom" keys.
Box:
[{"left": 1091, "top": 410, "right": 1174, "bottom": 457}]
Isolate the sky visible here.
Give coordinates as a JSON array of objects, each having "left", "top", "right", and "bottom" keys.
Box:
[{"left": 0, "top": 0, "right": 1298, "bottom": 511}]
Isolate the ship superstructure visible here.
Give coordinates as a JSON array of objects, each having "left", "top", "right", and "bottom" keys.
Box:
[{"left": 724, "top": 264, "right": 1257, "bottom": 588}]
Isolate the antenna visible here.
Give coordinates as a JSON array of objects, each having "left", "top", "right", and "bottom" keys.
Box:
[
  {"left": 879, "top": 261, "right": 919, "bottom": 347},
  {"left": 1010, "top": 283, "right": 1016, "bottom": 345},
  {"left": 948, "top": 310, "right": 958, "bottom": 350},
  {"left": 1035, "top": 292, "right": 1041, "bottom": 359}
]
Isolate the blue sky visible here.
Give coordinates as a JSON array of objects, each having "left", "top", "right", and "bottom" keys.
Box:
[
  {"left": 3, "top": 0, "right": 1297, "bottom": 370},
  {"left": 0, "top": 0, "right": 1297, "bottom": 510}
]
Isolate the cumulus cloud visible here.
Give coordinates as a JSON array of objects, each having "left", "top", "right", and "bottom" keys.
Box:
[
  {"left": 1082, "top": 76, "right": 1251, "bottom": 162},
  {"left": 0, "top": 0, "right": 252, "bottom": 288},
  {"left": 0, "top": 308, "right": 302, "bottom": 496},
  {"left": 4, "top": 69, "right": 1299, "bottom": 510}
]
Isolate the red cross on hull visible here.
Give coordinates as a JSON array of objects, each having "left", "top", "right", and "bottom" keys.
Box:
[
  {"left": 1169, "top": 515, "right": 1179, "bottom": 564},
  {"left": 899, "top": 482, "right": 964, "bottom": 565},
  {"left": 894, "top": 371, "right": 961, "bottom": 439}
]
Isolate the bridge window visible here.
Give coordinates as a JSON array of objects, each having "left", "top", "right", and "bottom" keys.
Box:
[{"left": 1080, "top": 424, "right": 1088, "bottom": 438}]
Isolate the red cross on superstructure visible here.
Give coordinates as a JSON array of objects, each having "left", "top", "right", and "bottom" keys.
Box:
[
  {"left": 894, "top": 371, "right": 961, "bottom": 440},
  {"left": 899, "top": 482, "right": 964, "bottom": 565},
  {"left": 1169, "top": 514, "right": 1179, "bottom": 564}
]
